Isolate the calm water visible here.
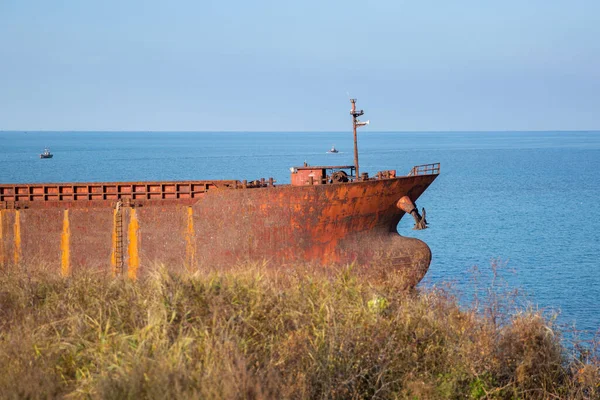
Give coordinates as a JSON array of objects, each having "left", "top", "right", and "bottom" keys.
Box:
[{"left": 1, "top": 131, "right": 599, "bottom": 338}]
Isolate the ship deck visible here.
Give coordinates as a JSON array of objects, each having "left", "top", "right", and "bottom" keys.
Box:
[{"left": 0, "top": 163, "right": 440, "bottom": 210}]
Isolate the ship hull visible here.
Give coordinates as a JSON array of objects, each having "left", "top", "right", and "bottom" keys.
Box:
[{"left": 0, "top": 174, "right": 437, "bottom": 285}]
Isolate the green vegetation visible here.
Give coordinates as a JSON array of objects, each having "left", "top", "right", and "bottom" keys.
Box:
[{"left": 0, "top": 263, "right": 598, "bottom": 399}]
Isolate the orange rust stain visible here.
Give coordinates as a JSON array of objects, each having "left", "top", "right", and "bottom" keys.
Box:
[
  {"left": 110, "top": 208, "right": 117, "bottom": 276},
  {"left": 127, "top": 208, "right": 140, "bottom": 280},
  {"left": 0, "top": 210, "right": 4, "bottom": 266},
  {"left": 60, "top": 210, "right": 71, "bottom": 276},
  {"left": 185, "top": 206, "right": 196, "bottom": 271},
  {"left": 14, "top": 210, "right": 21, "bottom": 265}
]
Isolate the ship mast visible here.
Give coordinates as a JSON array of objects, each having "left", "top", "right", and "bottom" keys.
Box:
[{"left": 350, "top": 99, "right": 368, "bottom": 179}]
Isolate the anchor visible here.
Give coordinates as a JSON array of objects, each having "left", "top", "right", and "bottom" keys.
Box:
[{"left": 396, "top": 196, "right": 428, "bottom": 230}]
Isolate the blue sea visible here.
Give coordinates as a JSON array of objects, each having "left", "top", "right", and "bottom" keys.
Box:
[{"left": 1, "top": 131, "right": 599, "bottom": 340}]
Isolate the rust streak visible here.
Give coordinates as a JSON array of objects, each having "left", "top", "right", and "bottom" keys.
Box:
[
  {"left": 127, "top": 208, "right": 140, "bottom": 280},
  {"left": 60, "top": 209, "right": 71, "bottom": 276},
  {"left": 185, "top": 206, "right": 196, "bottom": 271},
  {"left": 0, "top": 210, "right": 4, "bottom": 266},
  {"left": 14, "top": 210, "right": 21, "bottom": 265}
]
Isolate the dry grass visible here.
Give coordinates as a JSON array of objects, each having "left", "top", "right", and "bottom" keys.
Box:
[{"left": 0, "top": 262, "right": 598, "bottom": 399}]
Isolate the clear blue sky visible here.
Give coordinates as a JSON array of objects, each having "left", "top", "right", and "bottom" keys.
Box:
[{"left": 1, "top": 1, "right": 599, "bottom": 131}]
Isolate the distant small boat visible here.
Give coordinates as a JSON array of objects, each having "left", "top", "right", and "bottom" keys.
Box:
[
  {"left": 40, "top": 148, "right": 53, "bottom": 159},
  {"left": 328, "top": 145, "right": 339, "bottom": 153}
]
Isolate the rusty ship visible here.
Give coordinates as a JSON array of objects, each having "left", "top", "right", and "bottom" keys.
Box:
[{"left": 0, "top": 99, "right": 440, "bottom": 285}]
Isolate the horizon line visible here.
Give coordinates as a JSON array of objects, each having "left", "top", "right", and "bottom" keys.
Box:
[{"left": 2, "top": 129, "right": 600, "bottom": 133}]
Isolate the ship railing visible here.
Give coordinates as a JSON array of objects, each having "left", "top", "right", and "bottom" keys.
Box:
[
  {"left": 407, "top": 163, "right": 440, "bottom": 176},
  {"left": 0, "top": 178, "right": 275, "bottom": 206}
]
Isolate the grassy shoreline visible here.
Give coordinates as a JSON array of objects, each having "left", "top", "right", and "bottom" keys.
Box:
[{"left": 0, "top": 264, "right": 598, "bottom": 399}]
